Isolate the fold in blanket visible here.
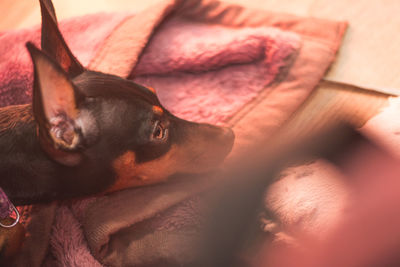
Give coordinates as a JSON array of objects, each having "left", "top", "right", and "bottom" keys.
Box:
[
  {"left": 133, "top": 17, "right": 300, "bottom": 125},
  {"left": 0, "top": 0, "right": 346, "bottom": 266}
]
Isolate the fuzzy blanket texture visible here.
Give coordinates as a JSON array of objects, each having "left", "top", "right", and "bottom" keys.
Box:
[{"left": 0, "top": 0, "right": 346, "bottom": 266}]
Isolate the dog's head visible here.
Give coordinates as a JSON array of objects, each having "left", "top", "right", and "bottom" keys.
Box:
[{"left": 26, "top": 0, "right": 234, "bottom": 192}]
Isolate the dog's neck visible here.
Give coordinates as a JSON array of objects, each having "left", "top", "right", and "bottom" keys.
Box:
[{"left": 0, "top": 104, "right": 112, "bottom": 205}]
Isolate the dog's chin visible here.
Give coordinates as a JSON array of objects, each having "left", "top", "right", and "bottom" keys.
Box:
[
  {"left": 174, "top": 151, "right": 231, "bottom": 178},
  {"left": 195, "top": 135, "right": 235, "bottom": 172},
  {"left": 171, "top": 169, "right": 223, "bottom": 182},
  {"left": 186, "top": 154, "right": 231, "bottom": 175}
]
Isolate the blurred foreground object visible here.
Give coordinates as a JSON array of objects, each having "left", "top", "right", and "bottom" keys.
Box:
[{"left": 198, "top": 123, "right": 400, "bottom": 267}]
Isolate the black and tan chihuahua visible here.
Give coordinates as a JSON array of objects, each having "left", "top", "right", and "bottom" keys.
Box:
[{"left": 0, "top": 0, "right": 234, "bottom": 261}]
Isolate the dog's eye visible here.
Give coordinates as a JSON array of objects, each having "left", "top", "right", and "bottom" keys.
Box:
[{"left": 151, "top": 121, "right": 168, "bottom": 141}]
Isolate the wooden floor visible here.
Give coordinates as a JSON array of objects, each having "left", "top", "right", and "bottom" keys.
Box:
[{"left": 0, "top": 0, "right": 395, "bottom": 133}]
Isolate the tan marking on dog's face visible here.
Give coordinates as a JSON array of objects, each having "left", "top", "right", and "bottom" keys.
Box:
[
  {"left": 152, "top": 106, "right": 163, "bottom": 116},
  {"left": 147, "top": 87, "right": 156, "bottom": 93},
  {"left": 109, "top": 147, "right": 180, "bottom": 192},
  {"left": 108, "top": 145, "right": 199, "bottom": 193},
  {"left": 109, "top": 151, "right": 137, "bottom": 192}
]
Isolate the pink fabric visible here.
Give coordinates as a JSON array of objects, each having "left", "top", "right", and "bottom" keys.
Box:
[
  {"left": 44, "top": 205, "right": 102, "bottom": 267},
  {"left": 0, "top": 14, "right": 298, "bottom": 124},
  {"left": 132, "top": 18, "right": 299, "bottom": 124}
]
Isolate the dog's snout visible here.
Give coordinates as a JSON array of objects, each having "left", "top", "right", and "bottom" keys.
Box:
[{"left": 173, "top": 120, "right": 235, "bottom": 173}]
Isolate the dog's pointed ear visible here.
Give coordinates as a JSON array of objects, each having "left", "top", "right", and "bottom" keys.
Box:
[
  {"left": 27, "top": 42, "right": 84, "bottom": 165},
  {"left": 39, "top": 0, "right": 84, "bottom": 77}
]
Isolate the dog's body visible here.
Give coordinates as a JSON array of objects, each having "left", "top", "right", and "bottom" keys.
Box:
[{"left": 0, "top": 0, "right": 233, "bottom": 261}]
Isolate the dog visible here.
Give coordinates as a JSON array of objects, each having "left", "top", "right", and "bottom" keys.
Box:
[{"left": 0, "top": 0, "right": 234, "bottom": 262}]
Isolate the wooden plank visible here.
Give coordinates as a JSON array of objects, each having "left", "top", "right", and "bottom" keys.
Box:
[{"left": 278, "top": 80, "right": 389, "bottom": 140}]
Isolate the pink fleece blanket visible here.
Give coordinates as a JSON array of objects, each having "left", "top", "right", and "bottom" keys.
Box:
[
  {"left": 1, "top": 0, "right": 347, "bottom": 265},
  {"left": 0, "top": 16, "right": 298, "bottom": 124},
  {"left": 134, "top": 18, "right": 299, "bottom": 125}
]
